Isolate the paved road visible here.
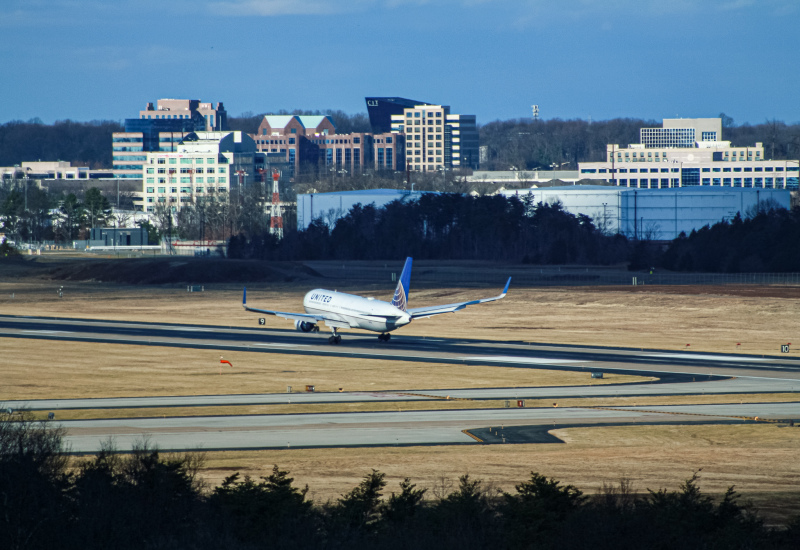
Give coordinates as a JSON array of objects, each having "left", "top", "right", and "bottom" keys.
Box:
[
  {"left": 4, "top": 315, "right": 800, "bottom": 452},
  {"left": 59, "top": 402, "right": 800, "bottom": 453},
  {"left": 7, "top": 377, "right": 800, "bottom": 412}
]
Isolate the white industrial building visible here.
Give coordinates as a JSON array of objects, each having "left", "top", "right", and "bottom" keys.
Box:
[
  {"left": 0, "top": 161, "right": 111, "bottom": 180},
  {"left": 501, "top": 186, "right": 791, "bottom": 240},
  {"left": 467, "top": 170, "right": 581, "bottom": 186},
  {"left": 297, "top": 186, "right": 790, "bottom": 240},
  {"left": 297, "top": 189, "right": 434, "bottom": 230}
]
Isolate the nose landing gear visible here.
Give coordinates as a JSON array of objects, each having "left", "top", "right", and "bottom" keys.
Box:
[
  {"left": 328, "top": 328, "right": 342, "bottom": 345},
  {"left": 378, "top": 333, "right": 391, "bottom": 342}
]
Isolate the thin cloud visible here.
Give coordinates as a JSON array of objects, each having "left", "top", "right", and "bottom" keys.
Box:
[
  {"left": 207, "top": 0, "right": 373, "bottom": 16},
  {"left": 206, "top": 0, "right": 500, "bottom": 17}
]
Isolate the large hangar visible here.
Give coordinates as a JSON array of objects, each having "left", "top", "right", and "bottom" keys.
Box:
[
  {"left": 297, "top": 189, "right": 433, "bottom": 230},
  {"left": 500, "top": 186, "right": 791, "bottom": 240},
  {"left": 297, "top": 186, "right": 790, "bottom": 241}
]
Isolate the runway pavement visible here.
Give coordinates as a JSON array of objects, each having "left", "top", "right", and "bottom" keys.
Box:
[
  {"left": 59, "top": 402, "right": 800, "bottom": 453},
  {"left": 6, "top": 376, "right": 800, "bottom": 412},
  {"left": 4, "top": 314, "right": 800, "bottom": 453}
]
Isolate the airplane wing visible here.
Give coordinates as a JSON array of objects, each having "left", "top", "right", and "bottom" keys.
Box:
[
  {"left": 406, "top": 277, "right": 511, "bottom": 319},
  {"left": 242, "top": 288, "right": 328, "bottom": 322}
]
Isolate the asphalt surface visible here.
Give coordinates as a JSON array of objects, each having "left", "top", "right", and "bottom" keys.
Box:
[
  {"left": 58, "top": 403, "right": 800, "bottom": 453},
  {"left": 3, "top": 314, "right": 800, "bottom": 452}
]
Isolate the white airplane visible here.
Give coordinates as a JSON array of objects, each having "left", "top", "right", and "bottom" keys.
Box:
[{"left": 243, "top": 257, "right": 511, "bottom": 344}]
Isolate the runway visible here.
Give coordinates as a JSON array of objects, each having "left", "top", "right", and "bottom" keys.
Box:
[
  {"left": 7, "top": 376, "right": 800, "bottom": 412},
  {"left": 3, "top": 314, "right": 800, "bottom": 453},
  {"left": 3, "top": 314, "right": 799, "bottom": 379},
  {"left": 59, "top": 403, "right": 800, "bottom": 453}
]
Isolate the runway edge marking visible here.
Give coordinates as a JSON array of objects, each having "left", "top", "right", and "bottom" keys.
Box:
[
  {"left": 462, "top": 429, "right": 484, "bottom": 443},
  {"left": 577, "top": 405, "right": 798, "bottom": 424}
]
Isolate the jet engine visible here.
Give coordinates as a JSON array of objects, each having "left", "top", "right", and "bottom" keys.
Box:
[{"left": 294, "top": 320, "right": 317, "bottom": 332}]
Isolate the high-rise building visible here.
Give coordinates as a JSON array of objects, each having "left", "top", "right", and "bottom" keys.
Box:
[
  {"left": 447, "top": 113, "right": 479, "bottom": 171},
  {"left": 365, "top": 97, "right": 432, "bottom": 134},
  {"left": 113, "top": 99, "right": 228, "bottom": 180},
  {"left": 390, "top": 104, "right": 479, "bottom": 173}
]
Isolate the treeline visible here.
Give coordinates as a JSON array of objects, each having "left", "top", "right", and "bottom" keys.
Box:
[
  {"left": 0, "top": 183, "right": 151, "bottom": 243},
  {"left": 661, "top": 207, "right": 800, "bottom": 272},
  {"left": 228, "top": 194, "right": 630, "bottom": 264},
  {"left": 2, "top": 415, "right": 798, "bottom": 549},
  {"left": 229, "top": 195, "right": 800, "bottom": 274},
  {"left": 0, "top": 119, "right": 122, "bottom": 168},
  {"left": 479, "top": 115, "right": 800, "bottom": 171}
]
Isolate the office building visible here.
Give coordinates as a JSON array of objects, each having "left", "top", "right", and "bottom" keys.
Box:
[
  {"left": 253, "top": 115, "right": 405, "bottom": 177},
  {"left": 640, "top": 118, "right": 722, "bottom": 148},
  {"left": 365, "top": 97, "right": 432, "bottom": 134},
  {"left": 140, "top": 131, "right": 262, "bottom": 213},
  {"left": 578, "top": 118, "right": 799, "bottom": 189},
  {"left": 390, "top": 104, "right": 479, "bottom": 172},
  {"left": 139, "top": 99, "right": 227, "bottom": 131},
  {"left": 113, "top": 99, "right": 228, "bottom": 180},
  {"left": 367, "top": 97, "right": 480, "bottom": 172}
]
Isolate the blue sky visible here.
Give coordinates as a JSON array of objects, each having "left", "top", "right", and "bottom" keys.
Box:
[{"left": 1, "top": 0, "right": 798, "bottom": 125}]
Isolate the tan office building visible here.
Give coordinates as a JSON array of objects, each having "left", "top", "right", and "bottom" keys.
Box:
[{"left": 578, "top": 118, "right": 799, "bottom": 189}]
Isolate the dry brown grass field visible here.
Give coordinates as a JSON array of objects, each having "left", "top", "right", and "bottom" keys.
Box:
[
  {"left": 2, "top": 257, "right": 799, "bottom": 519},
  {"left": 0, "top": 338, "right": 647, "bottom": 401}
]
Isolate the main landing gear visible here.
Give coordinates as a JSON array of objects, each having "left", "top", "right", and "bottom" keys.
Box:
[
  {"left": 378, "top": 333, "right": 391, "bottom": 342},
  {"left": 328, "top": 328, "right": 342, "bottom": 345}
]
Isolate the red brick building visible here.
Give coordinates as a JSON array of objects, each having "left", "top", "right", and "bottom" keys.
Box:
[{"left": 252, "top": 115, "right": 405, "bottom": 178}]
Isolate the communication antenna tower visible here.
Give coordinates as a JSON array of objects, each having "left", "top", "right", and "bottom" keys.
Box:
[
  {"left": 531, "top": 105, "right": 539, "bottom": 121},
  {"left": 270, "top": 170, "right": 283, "bottom": 239}
]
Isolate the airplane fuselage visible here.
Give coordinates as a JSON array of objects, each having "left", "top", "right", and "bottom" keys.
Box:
[{"left": 303, "top": 289, "right": 411, "bottom": 333}]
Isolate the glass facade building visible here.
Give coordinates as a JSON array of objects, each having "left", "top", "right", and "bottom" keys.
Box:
[
  {"left": 365, "top": 97, "right": 431, "bottom": 134},
  {"left": 113, "top": 116, "right": 207, "bottom": 179}
]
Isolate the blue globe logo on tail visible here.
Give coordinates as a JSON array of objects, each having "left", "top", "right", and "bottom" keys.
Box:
[{"left": 391, "top": 257, "right": 413, "bottom": 312}]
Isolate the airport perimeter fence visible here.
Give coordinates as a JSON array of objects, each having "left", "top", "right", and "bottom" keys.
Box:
[{"left": 304, "top": 262, "right": 800, "bottom": 288}]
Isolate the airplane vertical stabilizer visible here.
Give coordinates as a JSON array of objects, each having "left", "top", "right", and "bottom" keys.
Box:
[{"left": 391, "top": 257, "right": 412, "bottom": 311}]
